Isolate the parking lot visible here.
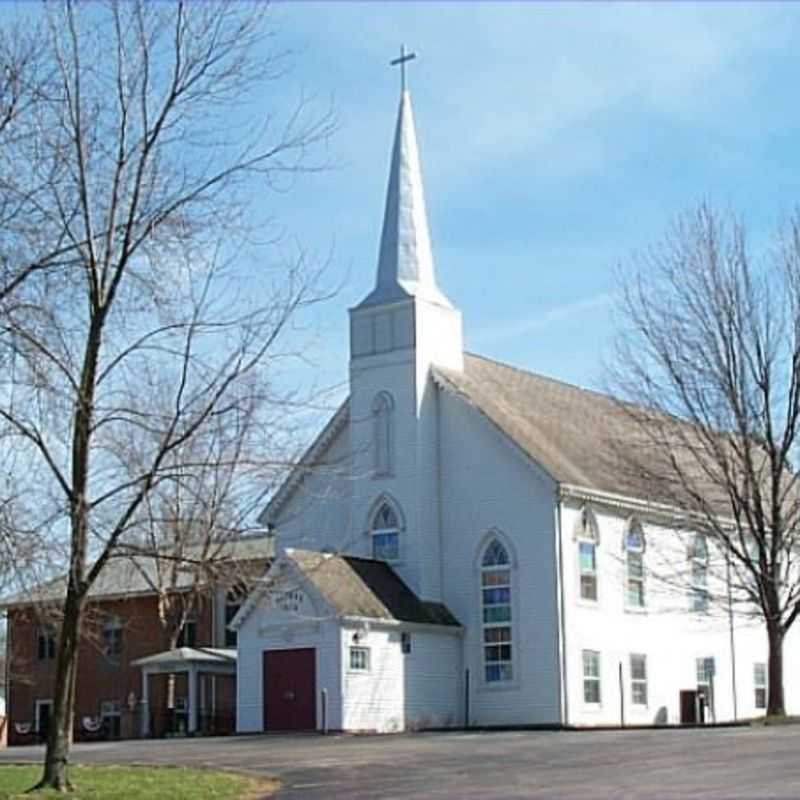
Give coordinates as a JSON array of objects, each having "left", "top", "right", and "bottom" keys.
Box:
[{"left": 2, "top": 725, "right": 800, "bottom": 798}]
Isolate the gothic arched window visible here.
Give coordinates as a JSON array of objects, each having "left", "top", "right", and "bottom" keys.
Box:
[
  {"left": 372, "top": 392, "right": 394, "bottom": 477},
  {"left": 371, "top": 501, "right": 400, "bottom": 561},
  {"left": 689, "top": 533, "right": 709, "bottom": 613},
  {"left": 575, "top": 506, "right": 599, "bottom": 602},
  {"left": 480, "top": 537, "right": 513, "bottom": 683},
  {"left": 625, "top": 519, "right": 646, "bottom": 608}
]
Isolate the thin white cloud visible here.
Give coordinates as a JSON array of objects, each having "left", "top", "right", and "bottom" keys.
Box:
[
  {"left": 473, "top": 291, "right": 615, "bottom": 346},
  {"left": 279, "top": 3, "right": 796, "bottom": 185}
]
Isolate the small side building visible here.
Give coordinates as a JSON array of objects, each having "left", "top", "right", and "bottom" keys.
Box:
[{"left": 232, "top": 549, "right": 462, "bottom": 733}]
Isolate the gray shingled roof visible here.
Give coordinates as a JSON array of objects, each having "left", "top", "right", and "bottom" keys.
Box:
[
  {"left": 434, "top": 352, "right": 722, "bottom": 509},
  {"left": 1, "top": 536, "right": 274, "bottom": 609},
  {"left": 286, "top": 548, "right": 460, "bottom": 627},
  {"left": 131, "top": 647, "right": 236, "bottom": 668}
]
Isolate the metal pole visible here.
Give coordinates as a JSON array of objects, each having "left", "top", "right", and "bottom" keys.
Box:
[
  {"left": 726, "top": 554, "right": 738, "bottom": 720},
  {"left": 619, "top": 662, "right": 625, "bottom": 727},
  {"left": 321, "top": 688, "right": 328, "bottom": 734},
  {"left": 464, "top": 669, "right": 470, "bottom": 728}
]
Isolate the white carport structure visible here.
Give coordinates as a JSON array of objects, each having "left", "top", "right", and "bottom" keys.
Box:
[{"left": 132, "top": 647, "right": 236, "bottom": 737}]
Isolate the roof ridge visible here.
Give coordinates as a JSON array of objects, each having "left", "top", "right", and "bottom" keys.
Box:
[{"left": 463, "top": 351, "right": 617, "bottom": 406}]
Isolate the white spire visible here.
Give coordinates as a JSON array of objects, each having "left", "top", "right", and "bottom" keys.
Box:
[{"left": 357, "top": 91, "right": 452, "bottom": 309}]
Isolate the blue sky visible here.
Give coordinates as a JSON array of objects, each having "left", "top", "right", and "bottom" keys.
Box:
[
  {"left": 6, "top": 2, "right": 799, "bottom": 405},
  {"left": 257, "top": 2, "right": 800, "bottom": 401}
]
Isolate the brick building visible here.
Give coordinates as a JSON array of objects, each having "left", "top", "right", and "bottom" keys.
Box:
[{"left": 1, "top": 537, "right": 272, "bottom": 745}]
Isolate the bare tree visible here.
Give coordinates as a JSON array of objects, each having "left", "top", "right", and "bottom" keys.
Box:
[
  {"left": 609, "top": 203, "right": 800, "bottom": 717},
  {"left": 0, "top": 1, "right": 333, "bottom": 789},
  {"left": 120, "top": 394, "right": 276, "bottom": 653}
]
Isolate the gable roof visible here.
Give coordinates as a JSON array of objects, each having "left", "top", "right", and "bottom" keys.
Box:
[
  {"left": 1, "top": 536, "right": 274, "bottom": 609},
  {"left": 261, "top": 351, "right": 734, "bottom": 526},
  {"left": 131, "top": 647, "right": 236, "bottom": 669},
  {"left": 234, "top": 548, "right": 460, "bottom": 629},
  {"left": 434, "top": 352, "right": 722, "bottom": 510},
  {"left": 260, "top": 400, "right": 349, "bottom": 526}
]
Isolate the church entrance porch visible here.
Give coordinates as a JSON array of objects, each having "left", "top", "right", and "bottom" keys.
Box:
[
  {"left": 132, "top": 647, "right": 237, "bottom": 738},
  {"left": 263, "top": 648, "right": 317, "bottom": 731}
]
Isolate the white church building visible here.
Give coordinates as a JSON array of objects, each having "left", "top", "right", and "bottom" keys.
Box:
[{"left": 231, "top": 87, "right": 800, "bottom": 732}]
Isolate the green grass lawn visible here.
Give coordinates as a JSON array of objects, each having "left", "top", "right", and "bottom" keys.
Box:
[{"left": 0, "top": 765, "right": 279, "bottom": 799}]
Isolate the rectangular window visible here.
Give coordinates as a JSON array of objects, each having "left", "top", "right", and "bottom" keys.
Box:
[
  {"left": 696, "top": 656, "right": 715, "bottom": 715},
  {"left": 349, "top": 646, "right": 370, "bottom": 672},
  {"left": 102, "top": 618, "right": 123, "bottom": 658},
  {"left": 372, "top": 531, "right": 399, "bottom": 561},
  {"left": 626, "top": 551, "right": 645, "bottom": 607},
  {"left": 177, "top": 617, "right": 197, "bottom": 648},
  {"left": 483, "top": 626, "right": 513, "bottom": 682},
  {"left": 37, "top": 628, "right": 56, "bottom": 661},
  {"left": 100, "top": 700, "right": 121, "bottom": 739},
  {"left": 579, "top": 541, "right": 597, "bottom": 601},
  {"left": 691, "top": 559, "right": 709, "bottom": 613},
  {"left": 225, "top": 586, "right": 245, "bottom": 648},
  {"left": 583, "top": 650, "right": 601, "bottom": 704},
  {"left": 696, "top": 656, "right": 715, "bottom": 686},
  {"left": 630, "top": 654, "right": 647, "bottom": 706},
  {"left": 481, "top": 557, "right": 513, "bottom": 683},
  {"left": 401, "top": 632, "right": 412, "bottom": 655},
  {"left": 754, "top": 662, "right": 766, "bottom": 710}
]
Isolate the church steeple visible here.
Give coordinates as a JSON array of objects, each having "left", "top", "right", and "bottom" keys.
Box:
[
  {"left": 356, "top": 89, "right": 452, "bottom": 310},
  {"left": 348, "top": 62, "right": 463, "bottom": 601}
]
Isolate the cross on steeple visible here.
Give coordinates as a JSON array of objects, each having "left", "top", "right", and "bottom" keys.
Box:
[{"left": 390, "top": 45, "right": 416, "bottom": 93}]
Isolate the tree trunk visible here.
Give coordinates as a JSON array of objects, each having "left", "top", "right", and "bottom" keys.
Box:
[
  {"left": 767, "top": 620, "right": 785, "bottom": 717},
  {"left": 36, "top": 587, "right": 85, "bottom": 791}
]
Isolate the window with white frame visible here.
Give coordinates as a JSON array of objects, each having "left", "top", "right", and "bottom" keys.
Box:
[
  {"left": 481, "top": 538, "right": 513, "bottom": 683},
  {"left": 583, "top": 650, "right": 601, "bottom": 704},
  {"left": 100, "top": 700, "right": 121, "bottom": 738},
  {"left": 349, "top": 646, "right": 370, "bottom": 672},
  {"left": 696, "top": 656, "right": 715, "bottom": 716},
  {"left": 754, "top": 662, "right": 767, "bottom": 710},
  {"left": 102, "top": 615, "right": 123, "bottom": 658},
  {"left": 576, "top": 506, "right": 599, "bottom": 602},
  {"left": 625, "top": 520, "right": 646, "bottom": 608},
  {"left": 690, "top": 533, "right": 709, "bottom": 613},
  {"left": 696, "top": 656, "right": 715, "bottom": 687},
  {"left": 630, "top": 653, "right": 647, "bottom": 706},
  {"left": 371, "top": 501, "right": 400, "bottom": 561},
  {"left": 372, "top": 392, "right": 393, "bottom": 476},
  {"left": 224, "top": 584, "right": 246, "bottom": 648},
  {"left": 177, "top": 613, "right": 197, "bottom": 648},
  {"left": 37, "top": 626, "right": 56, "bottom": 661}
]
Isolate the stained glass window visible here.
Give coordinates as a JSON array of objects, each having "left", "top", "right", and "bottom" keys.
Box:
[
  {"left": 371, "top": 502, "right": 400, "bottom": 561},
  {"left": 481, "top": 539, "right": 512, "bottom": 682},
  {"left": 626, "top": 521, "right": 645, "bottom": 608}
]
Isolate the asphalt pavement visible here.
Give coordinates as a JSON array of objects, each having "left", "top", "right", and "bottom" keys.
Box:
[{"left": 2, "top": 725, "right": 799, "bottom": 799}]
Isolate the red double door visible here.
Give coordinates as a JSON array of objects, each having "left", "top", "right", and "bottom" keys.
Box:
[{"left": 263, "top": 648, "right": 316, "bottom": 731}]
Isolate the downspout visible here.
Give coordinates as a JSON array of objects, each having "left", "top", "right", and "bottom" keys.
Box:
[
  {"left": 555, "top": 495, "right": 569, "bottom": 726},
  {"left": 2, "top": 611, "right": 8, "bottom": 730},
  {"left": 726, "top": 553, "right": 738, "bottom": 720},
  {"left": 435, "top": 385, "right": 445, "bottom": 602},
  {"left": 210, "top": 586, "right": 216, "bottom": 647}
]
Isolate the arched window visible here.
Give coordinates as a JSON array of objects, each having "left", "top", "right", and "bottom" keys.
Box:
[
  {"left": 480, "top": 538, "right": 513, "bottom": 683},
  {"left": 625, "top": 519, "right": 646, "bottom": 608},
  {"left": 371, "top": 501, "right": 400, "bottom": 561},
  {"left": 575, "top": 506, "right": 599, "bottom": 602},
  {"left": 689, "top": 533, "right": 709, "bottom": 612},
  {"left": 372, "top": 392, "right": 393, "bottom": 476}
]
